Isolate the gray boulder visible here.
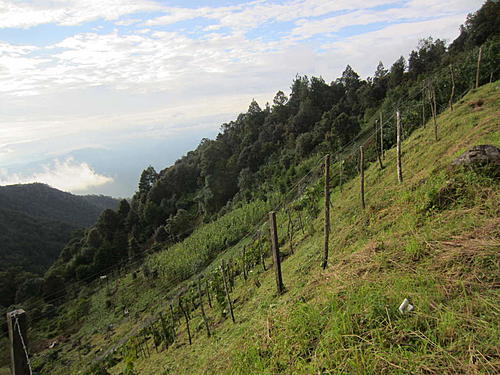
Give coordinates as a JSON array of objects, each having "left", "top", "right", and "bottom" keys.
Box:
[{"left": 452, "top": 145, "right": 500, "bottom": 167}]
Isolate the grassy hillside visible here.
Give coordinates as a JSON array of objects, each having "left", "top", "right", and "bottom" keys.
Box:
[{"left": 14, "top": 82, "right": 498, "bottom": 375}]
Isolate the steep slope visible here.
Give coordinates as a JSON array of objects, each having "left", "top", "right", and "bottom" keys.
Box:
[
  {"left": 0, "top": 183, "right": 120, "bottom": 309},
  {"left": 0, "top": 207, "right": 76, "bottom": 273},
  {"left": 0, "top": 183, "right": 119, "bottom": 272},
  {"left": 24, "top": 83, "right": 499, "bottom": 375}
]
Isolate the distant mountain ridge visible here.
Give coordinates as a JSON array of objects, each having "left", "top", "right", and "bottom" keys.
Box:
[
  {"left": 0, "top": 183, "right": 120, "bottom": 227},
  {"left": 0, "top": 183, "right": 120, "bottom": 273}
]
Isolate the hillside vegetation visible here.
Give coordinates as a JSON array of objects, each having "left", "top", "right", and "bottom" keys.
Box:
[
  {"left": 41, "top": 1, "right": 499, "bottom": 292},
  {"left": 0, "top": 2, "right": 498, "bottom": 374},
  {"left": 0, "top": 183, "right": 119, "bottom": 308},
  {"left": 22, "top": 78, "right": 500, "bottom": 375}
]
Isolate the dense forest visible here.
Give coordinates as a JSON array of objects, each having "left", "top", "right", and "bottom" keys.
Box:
[
  {"left": 5, "top": 0, "right": 499, "bottom": 313},
  {"left": 0, "top": 183, "right": 119, "bottom": 307}
]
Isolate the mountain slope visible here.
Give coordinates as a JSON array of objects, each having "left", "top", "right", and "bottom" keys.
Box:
[
  {"left": 24, "top": 82, "right": 499, "bottom": 375},
  {"left": 0, "top": 183, "right": 119, "bottom": 228},
  {"left": 0, "top": 183, "right": 119, "bottom": 272},
  {"left": 0, "top": 207, "right": 76, "bottom": 273}
]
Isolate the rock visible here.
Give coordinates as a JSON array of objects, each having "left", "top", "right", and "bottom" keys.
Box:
[{"left": 452, "top": 145, "right": 500, "bottom": 167}]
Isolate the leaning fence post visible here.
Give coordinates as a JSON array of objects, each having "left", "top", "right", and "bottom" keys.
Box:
[
  {"left": 476, "top": 46, "right": 482, "bottom": 89},
  {"left": 178, "top": 297, "right": 191, "bottom": 345},
  {"left": 220, "top": 260, "right": 235, "bottom": 323},
  {"left": 322, "top": 154, "right": 330, "bottom": 269},
  {"left": 7, "top": 309, "right": 30, "bottom": 375},
  {"left": 269, "top": 211, "right": 285, "bottom": 295},
  {"left": 197, "top": 278, "right": 211, "bottom": 338},
  {"left": 396, "top": 110, "right": 403, "bottom": 183}
]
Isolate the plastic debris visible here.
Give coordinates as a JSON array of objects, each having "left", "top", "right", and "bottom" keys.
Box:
[{"left": 398, "top": 298, "right": 414, "bottom": 314}]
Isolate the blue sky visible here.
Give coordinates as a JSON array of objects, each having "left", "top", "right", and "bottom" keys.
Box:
[{"left": 0, "top": 0, "right": 483, "bottom": 197}]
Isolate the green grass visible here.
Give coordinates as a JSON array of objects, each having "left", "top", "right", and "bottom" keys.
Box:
[{"left": 7, "top": 83, "right": 498, "bottom": 375}]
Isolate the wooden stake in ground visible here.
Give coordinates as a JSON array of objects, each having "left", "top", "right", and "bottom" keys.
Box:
[
  {"left": 380, "top": 111, "right": 384, "bottom": 159},
  {"left": 375, "top": 121, "right": 383, "bottom": 169},
  {"left": 169, "top": 303, "right": 176, "bottom": 336},
  {"left": 7, "top": 309, "right": 30, "bottom": 375},
  {"left": 178, "top": 297, "right": 191, "bottom": 345},
  {"left": 422, "top": 84, "right": 426, "bottom": 127},
  {"left": 430, "top": 86, "right": 438, "bottom": 141},
  {"left": 259, "top": 231, "right": 267, "bottom": 271},
  {"left": 220, "top": 260, "right": 236, "bottom": 323},
  {"left": 197, "top": 278, "right": 211, "bottom": 338},
  {"left": 359, "top": 146, "right": 365, "bottom": 209},
  {"left": 322, "top": 154, "right": 330, "bottom": 269},
  {"left": 287, "top": 209, "right": 294, "bottom": 254},
  {"left": 476, "top": 46, "right": 482, "bottom": 89},
  {"left": 242, "top": 246, "right": 248, "bottom": 281},
  {"left": 449, "top": 64, "right": 455, "bottom": 111},
  {"left": 396, "top": 110, "right": 403, "bottom": 183},
  {"left": 338, "top": 155, "right": 343, "bottom": 192},
  {"left": 269, "top": 211, "right": 285, "bottom": 295},
  {"left": 204, "top": 279, "right": 212, "bottom": 308}
]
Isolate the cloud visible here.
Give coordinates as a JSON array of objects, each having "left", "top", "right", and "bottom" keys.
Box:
[
  {"left": 0, "top": 0, "right": 163, "bottom": 29},
  {"left": 0, "top": 0, "right": 484, "bottom": 196},
  {"left": 321, "top": 15, "right": 469, "bottom": 76},
  {"left": 0, "top": 158, "right": 113, "bottom": 192}
]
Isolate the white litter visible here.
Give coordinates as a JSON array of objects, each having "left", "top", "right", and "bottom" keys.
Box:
[{"left": 398, "top": 298, "right": 414, "bottom": 314}]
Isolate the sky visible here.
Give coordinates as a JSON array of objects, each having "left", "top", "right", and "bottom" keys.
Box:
[{"left": 0, "top": 0, "right": 483, "bottom": 197}]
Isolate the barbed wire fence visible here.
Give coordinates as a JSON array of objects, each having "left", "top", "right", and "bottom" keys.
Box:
[{"left": 3, "top": 39, "right": 498, "bottom": 374}]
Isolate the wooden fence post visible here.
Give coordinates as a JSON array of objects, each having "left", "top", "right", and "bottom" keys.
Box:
[
  {"left": 169, "top": 303, "right": 176, "bottom": 336},
  {"left": 476, "top": 46, "right": 482, "bottom": 89},
  {"left": 287, "top": 209, "right": 294, "bottom": 254},
  {"left": 422, "top": 84, "right": 426, "bottom": 127},
  {"left": 449, "top": 64, "right": 455, "bottom": 111},
  {"left": 220, "top": 260, "right": 236, "bottom": 323},
  {"left": 197, "top": 278, "right": 211, "bottom": 338},
  {"left": 339, "top": 156, "right": 343, "bottom": 192},
  {"left": 396, "top": 110, "right": 403, "bottom": 183},
  {"left": 204, "top": 279, "right": 212, "bottom": 308},
  {"left": 375, "top": 121, "right": 384, "bottom": 169},
  {"left": 380, "top": 111, "right": 384, "bottom": 159},
  {"left": 359, "top": 146, "right": 365, "bottom": 209},
  {"left": 242, "top": 246, "right": 248, "bottom": 281},
  {"left": 269, "top": 211, "right": 285, "bottom": 295},
  {"left": 259, "top": 231, "right": 267, "bottom": 271},
  {"left": 322, "top": 154, "right": 330, "bottom": 269},
  {"left": 178, "top": 297, "right": 191, "bottom": 345},
  {"left": 432, "top": 88, "right": 438, "bottom": 141},
  {"left": 7, "top": 309, "right": 30, "bottom": 375}
]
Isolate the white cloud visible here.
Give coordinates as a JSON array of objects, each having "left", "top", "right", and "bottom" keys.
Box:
[
  {"left": 0, "top": 0, "right": 485, "bottom": 195},
  {"left": 291, "top": 0, "right": 482, "bottom": 39},
  {"left": 0, "top": 0, "right": 163, "bottom": 29},
  {"left": 0, "top": 158, "right": 113, "bottom": 192},
  {"left": 322, "top": 15, "right": 469, "bottom": 77}
]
